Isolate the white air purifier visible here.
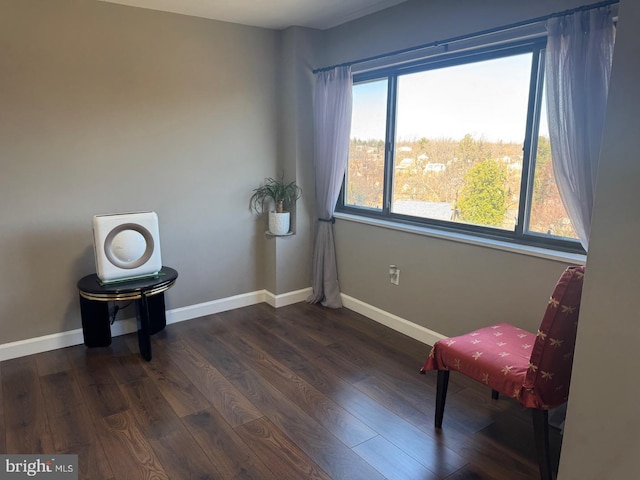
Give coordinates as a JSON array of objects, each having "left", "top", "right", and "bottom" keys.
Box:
[{"left": 92, "top": 211, "right": 162, "bottom": 283}]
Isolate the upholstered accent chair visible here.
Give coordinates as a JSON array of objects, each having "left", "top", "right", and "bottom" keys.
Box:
[{"left": 421, "top": 265, "right": 585, "bottom": 480}]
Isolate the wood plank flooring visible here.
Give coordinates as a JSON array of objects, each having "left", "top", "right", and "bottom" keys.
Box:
[{"left": 0, "top": 302, "right": 561, "bottom": 479}]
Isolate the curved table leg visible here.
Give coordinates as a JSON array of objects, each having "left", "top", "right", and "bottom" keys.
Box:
[
  {"left": 79, "top": 294, "right": 112, "bottom": 347},
  {"left": 136, "top": 294, "right": 152, "bottom": 361}
]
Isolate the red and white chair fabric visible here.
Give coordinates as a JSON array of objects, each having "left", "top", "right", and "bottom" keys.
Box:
[{"left": 421, "top": 265, "right": 585, "bottom": 480}]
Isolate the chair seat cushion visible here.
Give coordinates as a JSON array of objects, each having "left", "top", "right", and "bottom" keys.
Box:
[{"left": 422, "top": 323, "right": 537, "bottom": 401}]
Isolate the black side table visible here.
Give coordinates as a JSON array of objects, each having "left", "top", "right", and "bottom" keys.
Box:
[{"left": 77, "top": 266, "right": 178, "bottom": 361}]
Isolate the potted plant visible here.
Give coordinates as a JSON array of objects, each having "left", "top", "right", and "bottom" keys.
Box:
[{"left": 249, "top": 174, "right": 302, "bottom": 235}]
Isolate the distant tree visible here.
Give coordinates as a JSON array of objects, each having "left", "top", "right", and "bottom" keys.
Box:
[
  {"left": 532, "top": 136, "right": 553, "bottom": 203},
  {"left": 458, "top": 159, "right": 507, "bottom": 226},
  {"left": 347, "top": 139, "right": 385, "bottom": 208},
  {"left": 529, "top": 136, "right": 578, "bottom": 238}
]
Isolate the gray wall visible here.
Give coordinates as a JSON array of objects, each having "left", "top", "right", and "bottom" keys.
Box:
[
  {"left": 0, "top": 0, "right": 284, "bottom": 343},
  {"left": 268, "top": 26, "right": 321, "bottom": 295},
  {"left": 334, "top": 221, "right": 573, "bottom": 335},
  {"left": 559, "top": 0, "right": 640, "bottom": 477},
  {"left": 323, "top": 0, "right": 589, "bottom": 69},
  {"left": 322, "top": 0, "right": 589, "bottom": 336}
]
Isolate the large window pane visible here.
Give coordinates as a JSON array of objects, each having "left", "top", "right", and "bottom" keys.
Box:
[
  {"left": 528, "top": 89, "right": 579, "bottom": 239},
  {"left": 391, "top": 54, "right": 532, "bottom": 230},
  {"left": 346, "top": 79, "right": 388, "bottom": 210},
  {"left": 339, "top": 41, "right": 583, "bottom": 253}
]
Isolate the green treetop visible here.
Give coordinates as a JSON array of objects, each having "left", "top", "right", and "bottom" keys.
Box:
[{"left": 458, "top": 159, "right": 507, "bottom": 227}]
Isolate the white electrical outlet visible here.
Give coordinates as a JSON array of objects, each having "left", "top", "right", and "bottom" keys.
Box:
[{"left": 389, "top": 265, "right": 400, "bottom": 285}]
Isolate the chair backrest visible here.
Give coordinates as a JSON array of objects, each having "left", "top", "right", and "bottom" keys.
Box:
[{"left": 522, "top": 266, "right": 585, "bottom": 409}]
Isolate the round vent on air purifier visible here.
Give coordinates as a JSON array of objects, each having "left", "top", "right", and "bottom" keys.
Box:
[{"left": 104, "top": 223, "right": 155, "bottom": 269}]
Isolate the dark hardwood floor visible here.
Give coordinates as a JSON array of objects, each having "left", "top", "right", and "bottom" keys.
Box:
[{"left": 0, "top": 302, "right": 561, "bottom": 479}]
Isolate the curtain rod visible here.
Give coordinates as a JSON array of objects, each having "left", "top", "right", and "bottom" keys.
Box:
[{"left": 312, "top": 0, "right": 619, "bottom": 74}]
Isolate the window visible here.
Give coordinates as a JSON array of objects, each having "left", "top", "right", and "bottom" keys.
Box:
[{"left": 340, "top": 40, "right": 582, "bottom": 252}]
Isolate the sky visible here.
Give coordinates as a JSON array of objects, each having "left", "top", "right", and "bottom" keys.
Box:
[{"left": 351, "top": 52, "right": 550, "bottom": 144}]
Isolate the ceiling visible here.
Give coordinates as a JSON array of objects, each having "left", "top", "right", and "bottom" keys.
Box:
[{"left": 97, "top": 0, "right": 408, "bottom": 30}]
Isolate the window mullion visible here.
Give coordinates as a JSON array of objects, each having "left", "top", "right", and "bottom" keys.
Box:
[
  {"left": 382, "top": 75, "right": 398, "bottom": 215},
  {"left": 517, "top": 47, "right": 543, "bottom": 236}
]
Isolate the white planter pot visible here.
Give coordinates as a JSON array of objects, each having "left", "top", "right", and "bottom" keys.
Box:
[{"left": 268, "top": 211, "right": 290, "bottom": 235}]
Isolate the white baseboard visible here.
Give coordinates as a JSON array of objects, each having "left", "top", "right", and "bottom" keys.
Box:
[
  {"left": 0, "top": 288, "right": 305, "bottom": 362},
  {"left": 264, "top": 287, "right": 313, "bottom": 308},
  {"left": 0, "top": 287, "right": 442, "bottom": 362},
  {"left": 0, "top": 329, "right": 87, "bottom": 363},
  {"left": 166, "top": 290, "right": 266, "bottom": 324},
  {"left": 341, "top": 293, "right": 447, "bottom": 346}
]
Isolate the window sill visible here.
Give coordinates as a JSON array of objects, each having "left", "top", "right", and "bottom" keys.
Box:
[{"left": 333, "top": 212, "right": 586, "bottom": 265}]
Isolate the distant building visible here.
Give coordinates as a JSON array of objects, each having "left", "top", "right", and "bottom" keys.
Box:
[
  {"left": 424, "top": 163, "right": 446, "bottom": 172},
  {"left": 395, "top": 158, "right": 415, "bottom": 170},
  {"left": 393, "top": 200, "right": 452, "bottom": 221}
]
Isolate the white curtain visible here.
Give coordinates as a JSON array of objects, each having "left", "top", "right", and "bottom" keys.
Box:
[
  {"left": 545, "top": 8, "right": 615, "bottom": 250},
  {"left": 307, "top": 66, "right": 353, "bottom": 308}
]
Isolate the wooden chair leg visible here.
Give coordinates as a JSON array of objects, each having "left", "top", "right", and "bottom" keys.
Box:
[
  {"left": 491, "top": 389, "right": 499, "bottom": 400},
  {"left": 532, "top": 409, "right": 553, "bottom": 480},
  {"left": 435, "top": 370, "right": 450, "bottom": 428}
]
